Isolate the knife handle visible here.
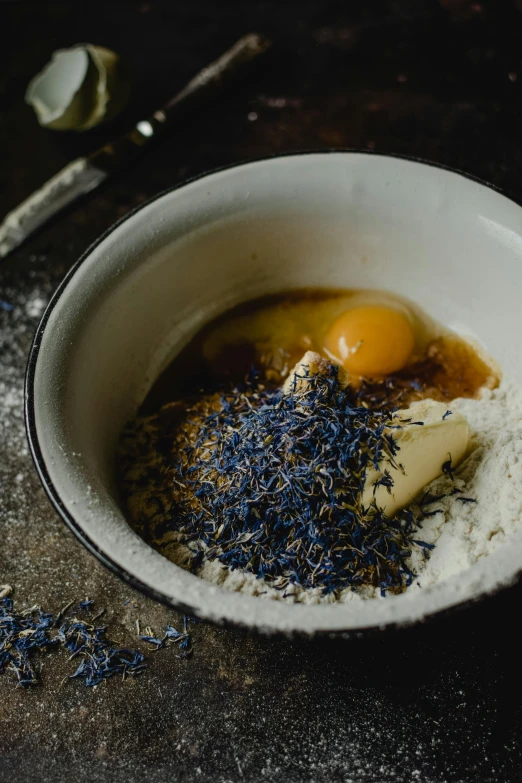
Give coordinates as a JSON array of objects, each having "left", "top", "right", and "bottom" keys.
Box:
[
  {"left": 90, "top": 33, "right": 270, "bottom": 173},
  {"left": 163, "top": 33, "right": 271, "bottom": 117}
]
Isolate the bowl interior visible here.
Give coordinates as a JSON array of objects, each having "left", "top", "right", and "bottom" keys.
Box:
[{"left": 30, "top": 153, "right": 522, "bottom": 634}]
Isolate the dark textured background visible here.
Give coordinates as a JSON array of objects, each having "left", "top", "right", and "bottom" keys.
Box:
[{"left": 2, "top": 2, "right": 522, "bottom": 781}]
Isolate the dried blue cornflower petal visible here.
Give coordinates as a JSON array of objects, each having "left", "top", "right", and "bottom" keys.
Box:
[
  {"left": 63, "top": 619, "right": 146, "bottom": 686},
  {"left": 2, "top": 593, "right": 146, "bottom": 688},
  {"left": 412, "top": 539, "right": 436, "bottom": 550},
  {"left": 2, "top": 592, "right": 197, "bottom": 689},
  {"left": 442, "top": 457, "right": 454, "bottom": 480},
  {"left": 163, "top": 625, "right": 183, "bottom": 639},
  {"left": 373, "top": 470, "right": 394, "bottom": 494},
  {"left": 183, "top": 615, "right": 202, "bottom": 625},
  {"left": 442, "top": 410, "right": 453, "bottom": 420},
  {"left": 79, "top": 598, "right": 94, "bottom": 610},
  {"left": 1, "top": 594, "right": 59, "bottom": 687},
  {"left": 140, "top": 618, "right": 193, "bottom": 658},
  {"left": 139, "top": 632, "right": 166, "bottom": 649},
  {"left": 160, "top": 364, "right": 444, "bottom": 596},
  {"left": 420, "top": 491, "right": 446, "bottom": 507}
]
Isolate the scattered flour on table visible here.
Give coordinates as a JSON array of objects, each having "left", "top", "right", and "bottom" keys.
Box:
[
  {"left": 25, "top": 296, "right": 47, "bottom": 319},
  {"left": 169, "top": 377, "right": 522, "bottom": 604}
]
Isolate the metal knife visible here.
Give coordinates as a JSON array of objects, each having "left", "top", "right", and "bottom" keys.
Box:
[{"left": 0, "top": 33, "right": 270, "bottom": 260}]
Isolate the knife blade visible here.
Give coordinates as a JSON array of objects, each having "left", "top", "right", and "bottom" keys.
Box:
[{"left": 0, "top": 33, "right": 270, "bottom": 260}]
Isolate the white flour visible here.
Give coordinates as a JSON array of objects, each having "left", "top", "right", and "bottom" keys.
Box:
[
  {"left": 408, "top": 378, "right": 522, "bottom": 589},
  {"left": 181, "top": 378, "right": 522, "bottom": 604}
]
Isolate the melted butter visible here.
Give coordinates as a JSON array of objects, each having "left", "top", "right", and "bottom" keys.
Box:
[{"left": 143, "top": 289, "right": 499, "bottom": 413}]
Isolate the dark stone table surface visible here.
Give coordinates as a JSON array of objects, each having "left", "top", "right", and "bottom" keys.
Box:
[{"left": 2, "top": 2, "right": 522, "bottom": 781}]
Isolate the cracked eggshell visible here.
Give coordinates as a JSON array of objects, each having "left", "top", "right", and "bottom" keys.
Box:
[
  {"left": 25, "top": 46, "right": 97, "bottom": 130},
  {"left": 81, "top": 44, "right": 131, "bottom": 129},
  {"left": 25, "top": 44, "right": 130, "bottom": 131}
]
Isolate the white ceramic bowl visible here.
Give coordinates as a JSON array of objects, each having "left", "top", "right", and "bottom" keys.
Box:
[{"left": 26, "top": 152, "right": 522, "bottom": 636}]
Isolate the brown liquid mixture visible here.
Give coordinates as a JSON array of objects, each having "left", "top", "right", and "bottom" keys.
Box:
[{"left": 143, "top": 289, "right": 498, "bottom": 414}]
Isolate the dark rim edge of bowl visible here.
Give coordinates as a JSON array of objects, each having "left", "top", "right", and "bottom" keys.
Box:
[{"left": 23, "top": 149, "right": 522, "bottom": 638}]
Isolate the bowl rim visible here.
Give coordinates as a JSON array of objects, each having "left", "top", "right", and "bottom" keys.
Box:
[{"left": 24, "top": 149, "right": 522, "bottom": 637}]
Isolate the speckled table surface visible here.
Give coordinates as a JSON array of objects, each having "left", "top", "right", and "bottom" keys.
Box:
[{"left": 2, "top": 2, "right": 522, "bottom": 781}]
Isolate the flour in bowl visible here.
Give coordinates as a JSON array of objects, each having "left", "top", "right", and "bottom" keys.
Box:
[{"left": 407, "top": 378, "right": 522, "bottom": 589}]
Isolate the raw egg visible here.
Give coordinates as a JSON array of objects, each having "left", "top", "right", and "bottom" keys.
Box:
[{"left": 324, "top": 304, "right": 415, "bottom": 377}]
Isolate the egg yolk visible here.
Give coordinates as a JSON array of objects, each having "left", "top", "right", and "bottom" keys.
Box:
[{"left": 324, "top": 305, "right": 415, "bottom": 377}]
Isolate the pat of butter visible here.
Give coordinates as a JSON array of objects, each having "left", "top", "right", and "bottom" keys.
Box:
[
  {"left": 283, "top": 352, "right": 471, "bottom": 517},
  {"left": 282, "top": 351, "right": 349, "bottom": 393},
  {"left": 362, "top": 399, "right": 470, "bottom": 517}
]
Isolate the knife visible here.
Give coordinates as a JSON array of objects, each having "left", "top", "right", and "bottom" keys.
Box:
[{"left": 0, "top": 33, "right": 270, "bottom": 260}]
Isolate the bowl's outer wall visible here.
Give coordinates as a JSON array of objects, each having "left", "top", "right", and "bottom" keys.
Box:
[{"left": 28, "top": 153, "right": 522, "bottom": 634}]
